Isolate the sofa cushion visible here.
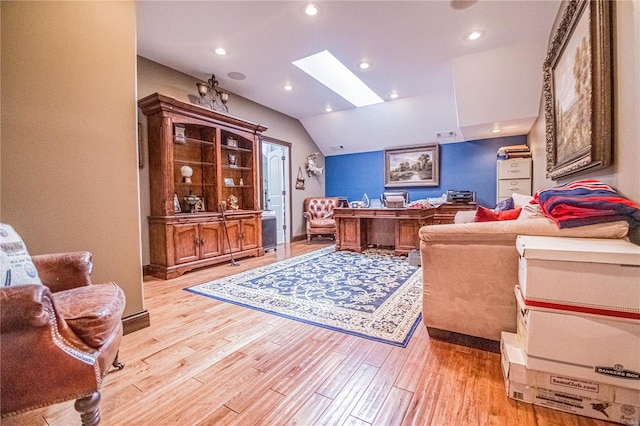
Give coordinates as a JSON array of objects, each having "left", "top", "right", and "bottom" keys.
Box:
[
  {"left": 52, "top": 282, "right": 125, "bottom": 348},
  {"left": 474, "top": 206, "right": 522, "bottom": 222},
  {"left": 0, "top": 224, "right": 43, "bottom": 287},
  {"left": 309, "top": 218, "right": 336, "bottom": 227},
  {"left": 419, "top": 218, "right": 629, "bottom": 244}
]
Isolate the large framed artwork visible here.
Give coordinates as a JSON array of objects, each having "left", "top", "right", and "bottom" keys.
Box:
[
  {"left": 385, "top": 144, "right": 439, "bottom": 187},
  {"left": 544, "top": 0, "right": 613, "bottom": 180}
]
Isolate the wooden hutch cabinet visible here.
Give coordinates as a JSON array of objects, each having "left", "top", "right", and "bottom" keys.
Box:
[{"left": 139, "top": 93, "right": 267, "bottom": 279}]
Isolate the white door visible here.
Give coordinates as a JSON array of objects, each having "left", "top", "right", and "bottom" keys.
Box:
[{"left": 263, "top": 142, "right": 290, "bottom": 244}]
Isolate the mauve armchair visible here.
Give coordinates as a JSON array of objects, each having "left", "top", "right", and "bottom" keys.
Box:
[{"left": 0, "top": 251, "right": 125, "bottom": 426}]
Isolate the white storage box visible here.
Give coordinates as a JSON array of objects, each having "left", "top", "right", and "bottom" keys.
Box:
[
  {"left": 516, "top": 289, "right": 640, "bottom": 390},
  {"left": 501, "top": 332, "right": 640, "bottom": 425},
  {"left": 516, "top": 236, "right": 640, "bottom": 320}
]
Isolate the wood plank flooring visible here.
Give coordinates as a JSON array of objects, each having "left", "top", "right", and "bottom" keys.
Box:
[{"left": 3, "top": 242, "right": 610, "bottom": 425}]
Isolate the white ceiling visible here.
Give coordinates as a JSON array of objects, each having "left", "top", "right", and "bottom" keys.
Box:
[{"left": 137, "top": 1, "right": 560, "bottom": 156}]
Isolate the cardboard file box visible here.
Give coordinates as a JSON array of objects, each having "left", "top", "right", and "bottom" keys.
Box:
[
  {"left": 501, "top": 332, "right": 640, "bottom": 425},
  {"left": 516, "top": 236, "right": 640, "bottom": 320},
  {"left": 516, "top": 289, "right": 640, "bottom": 390}
]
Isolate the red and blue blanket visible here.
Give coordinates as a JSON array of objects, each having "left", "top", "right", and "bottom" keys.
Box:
[{"left": 533, "top": 180, "right": 640, "bottom": 228}]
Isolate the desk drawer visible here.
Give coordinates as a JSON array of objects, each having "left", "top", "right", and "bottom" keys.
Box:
[{"left": 499, "top": 178, "right": 531, "bottom": 197}]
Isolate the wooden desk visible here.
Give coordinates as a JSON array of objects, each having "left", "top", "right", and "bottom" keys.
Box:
[{"left": 334, "top": 204, "right": 475, "bottom": 255}]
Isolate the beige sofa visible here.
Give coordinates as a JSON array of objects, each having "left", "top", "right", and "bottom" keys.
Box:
[{"left": 418, "top": 217, "right": 630, "bottom": 345}]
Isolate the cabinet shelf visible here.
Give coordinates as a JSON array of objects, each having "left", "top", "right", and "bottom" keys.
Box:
[
  {"left": 174, "top": 136, "right": 215, "bottom": 146},
  {"left": 223, "top": 185, "right": 253, "bottom": 189},
  {"left": 222, "top": 145, "right": 251, "bottom": 153},
  {"left": 175, "top": 159, "right": 217, "bottom": 167},
  {"left": 223, "top": 165, "right": 251, "bottom": 171},
  {"left": 175, "top": 182, "right": 217, "bottom": 187}
]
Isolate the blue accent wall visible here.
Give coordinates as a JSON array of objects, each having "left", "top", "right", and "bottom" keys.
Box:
[{"left": 325, "top": 135, "right": 527, "bottom": 208}]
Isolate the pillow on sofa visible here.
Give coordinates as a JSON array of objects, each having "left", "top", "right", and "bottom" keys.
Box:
[
  {"left": 0, "top": 223, "right": 43, "bottom": 287},
  {"left": 512, "top": 193, "right": 534, "bottom": 208},
  {"left": 494, "top": 197, "right": 515, "bottom": 211},
  {"left": 474, "top": 206, "right": 522, "bottom": 222}
]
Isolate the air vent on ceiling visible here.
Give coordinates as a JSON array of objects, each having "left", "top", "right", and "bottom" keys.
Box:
[
  {"left": 436, "top": 130, "right": 456, "bottom": 138},
  {"left": 329, "top": 145, "right": 345, "bottom": 151}
]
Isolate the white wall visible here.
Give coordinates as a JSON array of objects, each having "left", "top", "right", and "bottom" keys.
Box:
[
  {"left": 137, "top": 57, "right": 323, "bottom": 264},
  {"left": 529, "top": 0, "right": 640, "bottom": 204},
  {"left": 452, "top": 40, "right": 548, "bottom": 140},
  {"left": 1, "top": 1, "right": 144, "bottom": 317}
]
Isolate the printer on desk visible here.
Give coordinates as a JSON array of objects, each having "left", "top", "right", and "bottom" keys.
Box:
[{"left": 446, "top": 190, "right": 476, "bottom": 203}]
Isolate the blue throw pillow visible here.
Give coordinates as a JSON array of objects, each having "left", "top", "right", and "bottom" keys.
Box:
[{"left": 495, "top": 197, "right": 515, "bottom": 211}]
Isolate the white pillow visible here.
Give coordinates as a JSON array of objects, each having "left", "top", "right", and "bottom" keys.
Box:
[
  {"left": 511, "top": 193, "right": 534, "bottom": 208},
  {"left": 0, "top": 224, "right": 43, "bottom": 287},
  {"left": 518, "top": 203, "right": 544, "bottom": 221}
]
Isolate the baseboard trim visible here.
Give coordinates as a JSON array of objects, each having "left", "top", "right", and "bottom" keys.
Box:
[
  {"left": 142, "top": 264, "right": 151, "bottom": 276},
  {"left": 122, "top": 310, "right": 151, "bottom": 335},
  {"left": 426, "top": 327, "right": 500, "bottom": 353},
  {"left": 292, "top": 234, "right": 307, "bottom": 242}
]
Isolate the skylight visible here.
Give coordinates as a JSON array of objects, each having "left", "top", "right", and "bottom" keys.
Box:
[{"left": 292, "top": 50, "right": 384, "bottom": 108}]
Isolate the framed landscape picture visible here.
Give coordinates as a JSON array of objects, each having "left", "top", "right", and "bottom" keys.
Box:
[
  {"left": 544, "top": 0, "right": 613, "bottom": 179},
  {"left": 385, "top": 144, "right": 439, "bottom": 187}
]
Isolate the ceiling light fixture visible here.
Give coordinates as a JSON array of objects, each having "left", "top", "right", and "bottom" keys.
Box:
[
  {"left": 292, "top": 50, "right": 383, "bottom": 108},
  {"left": 215, "top": 48, "right": 227, "bottom": 56},
  {"left": 283, "top": 84, "right": 293, "bottom": 91},
  {"left": 491, "top": 128, "right": 502, "bottom": 133},
  {"left": 305, "top": 4, "right": 318, "bottom": 16},
  {"left": 324, "top": 106, "right": 333, "bottom": 113},
  {"left": 466, "top": 30, "right": 483, "bottom": 41},
  {"left": 358, "top": 61, "right": 371, "bottom": 70},
  {"left": 196, "top": 74, "right": 229, "bottom": 112},
  {"left": 389, "top": 92, "right": 399, "bottom": 99}
]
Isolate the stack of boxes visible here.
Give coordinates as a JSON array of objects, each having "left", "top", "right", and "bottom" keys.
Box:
[
  {"left": 497, "top": 144, "right": 531, "bottom": 160},
  {"left": 501, "top": 235, "right": 640, "bottom": 425}
]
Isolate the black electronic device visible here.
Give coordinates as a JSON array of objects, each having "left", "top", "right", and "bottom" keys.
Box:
[{"left": 446, "top": 190, "right": 476, "bottom": 203}]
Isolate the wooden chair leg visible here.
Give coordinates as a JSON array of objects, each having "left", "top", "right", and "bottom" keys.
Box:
[{"left": 74, "top": 392, "right": 100, "bottom": 426}]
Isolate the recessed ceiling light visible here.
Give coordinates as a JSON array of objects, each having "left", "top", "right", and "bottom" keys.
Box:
[
  {"left": 305, "top": 4, "right": 318, "bottom": 16},
  {"left": 358, "top": 61, "right": 371, "bottom": 70},
  {"left": 491, "top": 128, "right": 502, "bottom": 133},
  {"left": 215, "top": 48, "right": 227, "bottom": 56},
  {"left": 389, "top": 92, "right": 399, "bottom": 99},
  {"left": 466, "top": 30, "right": 483, "bottom": 41},
  {"left": 292, "top": 50, "right": 383, "bottom": 108},
  {"left": 324, "top": 106, "right": 333, "bottom": 113},
  {"left": 283, "top": 84, "right": 293, "bottom": 91}
]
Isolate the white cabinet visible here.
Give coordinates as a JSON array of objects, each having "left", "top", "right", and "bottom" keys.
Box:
[{"left": 497, "top": 158, "right": 531, "bottom": 202}]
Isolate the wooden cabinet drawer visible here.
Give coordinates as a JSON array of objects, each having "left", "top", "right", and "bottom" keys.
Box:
[
  {"left": 498, "top": 159, "right": 531, "bottom": 179},
  {"left": 498, "top": 178, "right": 531, "bottom": 197}
]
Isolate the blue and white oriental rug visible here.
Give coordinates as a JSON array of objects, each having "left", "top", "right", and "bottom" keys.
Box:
[{"left": 185, "top": 246, "right": 422, "bottom": 347}]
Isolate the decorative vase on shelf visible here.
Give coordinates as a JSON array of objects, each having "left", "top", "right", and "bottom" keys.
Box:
[{"left": 180, "top": 165, "right": 193, "bottom": 183}]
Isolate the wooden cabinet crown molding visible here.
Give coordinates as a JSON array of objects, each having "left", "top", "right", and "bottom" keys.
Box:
[{"left": 138, "top": 92, "right": 268, "bottom": 134}]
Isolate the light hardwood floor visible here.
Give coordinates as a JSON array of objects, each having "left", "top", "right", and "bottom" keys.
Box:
[{"left": 4, "top": 241, "right": 609, "bottom": 425}]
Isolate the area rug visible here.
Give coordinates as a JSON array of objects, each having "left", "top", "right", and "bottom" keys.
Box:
[{"left": 185, "top": 246, "right": 422, "bottom": 347}]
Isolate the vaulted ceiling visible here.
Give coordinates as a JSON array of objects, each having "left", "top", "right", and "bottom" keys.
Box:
[{"left": 137, "top": 1, "right": 560, "bottom": 155}]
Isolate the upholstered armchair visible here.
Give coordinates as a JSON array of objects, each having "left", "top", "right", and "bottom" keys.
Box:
[
  {"left": 303, "top": 197, "right": 339, "bottom": 243},
  {"left": 1, "top": 249, "right": 126, "bottom": 426}
]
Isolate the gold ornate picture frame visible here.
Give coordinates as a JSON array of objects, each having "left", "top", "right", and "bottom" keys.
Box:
[{"left": 544, "top": 0, "right": 613, "bottom": 180}]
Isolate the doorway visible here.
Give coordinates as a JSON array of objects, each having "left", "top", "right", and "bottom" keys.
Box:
[{"left": 261, "top": 138, "right": 291, "bottom": 245}]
